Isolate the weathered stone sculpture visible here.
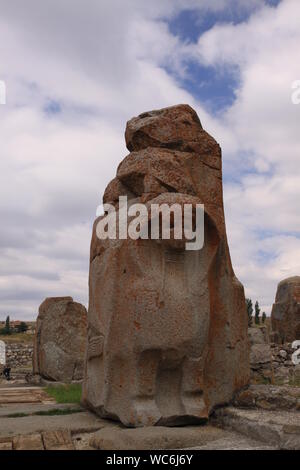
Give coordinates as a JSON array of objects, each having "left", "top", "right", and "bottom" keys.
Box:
[
  {"left": 33, "top": 297, "right": 87, "bottom": 382},
  {"left": 271, "top": 276, "right": 300, "bottom": 344},
  {"left": 82, "top": 104, "right": 250, "bottom": 427}
]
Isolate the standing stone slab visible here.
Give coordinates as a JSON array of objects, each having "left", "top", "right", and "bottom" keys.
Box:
[
  {"left": 82, "top": 104, "right": 250, "bottom": 427},
  {"left": 271, "top": 277, "right": 300, "bottom": 344},
  {"left": 33, "top": 297, "right": 87, "bottom": 382},
  {"left": 0, "top": 340, "right": 5, "bottom": 365}
]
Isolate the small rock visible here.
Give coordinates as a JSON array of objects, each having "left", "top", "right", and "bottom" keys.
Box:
[
  {"left": 279, "top": 350, "right": 288, "bottom": 359},
  {"left": 250, "top": 344, "right": 272, "bottom": 366}
]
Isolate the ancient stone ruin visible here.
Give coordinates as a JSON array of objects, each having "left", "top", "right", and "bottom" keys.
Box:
[
  {"left": 248, "top": 326, "right": 273, "bottom": 383},
  {"left": 82, "top": 104, "right": 250, "bottom": 427},
  {"left": 33, "top": 297, "right": 87, "bottom": 383},
  {"left": 271, "top": 276, "right": 300, "bottom": 344}
]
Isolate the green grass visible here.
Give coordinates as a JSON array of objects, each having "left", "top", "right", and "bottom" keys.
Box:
[
  {"left": 5, "top": 412, "right": 28, "bottom": 418},
  {"left": 34, "top": 407, "right": 82, "bottom": 416},
  {"left": 0, "top": 332, "right": 34, "bottom": 344},
  {"left": 5, "top": 407, "right": 83, "bottom": 418},
  {"left": 45, "top": 384, "right": 82, "bottom": 404}
]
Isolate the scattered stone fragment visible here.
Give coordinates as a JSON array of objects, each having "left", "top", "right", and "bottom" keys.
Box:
[{"left": 279, "top": 349, "right": 288, "bottom": 359}]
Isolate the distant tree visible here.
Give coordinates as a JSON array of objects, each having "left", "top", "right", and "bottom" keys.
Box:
[
  {"left": 262, "top": 312, "right": 267, "bottom": 324},
  {"left": 16, "top": 322, "right": 28, "bottom": 333},
  {"left": 246, "top": 298, "right": 253, "bottom": 327},
  {"left": 3, "top": 316, "right": 11, "bottom": 335},
  {"left": 255, "top": 301, "right": 261, "bottom": 325}
]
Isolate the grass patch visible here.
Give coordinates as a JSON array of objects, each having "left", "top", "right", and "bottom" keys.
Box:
[
  {"left": 0, "top": 332, "right": 34, "bottom": 344},
  {"left": 6, "top": 412, "right": 28, "bottom": 418},
  {"left": 45, "top": 384, "right": 82, "bottom": 404},
  {"left": 34, "top": 407, "right": 83, "bottom": 416},
  {"left": 4, "top": 407, "right": 82, "bottom": 418}
]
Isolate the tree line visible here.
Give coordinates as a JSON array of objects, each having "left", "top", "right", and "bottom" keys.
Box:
[
  {"left": 0, "top": 316, "right": 28, "bottom": 335},
  {"left": 246, "top": 299, "right": 266, "bottom": 327}
]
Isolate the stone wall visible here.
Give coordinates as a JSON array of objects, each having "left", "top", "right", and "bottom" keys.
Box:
[
  {"left": 271, "top": 342, "right": 299, "bottom": 385},
  {"left": 248, "top": 326, "right": 300, "bottom": 385},
  {"left": 6, "top": 343, "right": 33, "bottom": 368}
]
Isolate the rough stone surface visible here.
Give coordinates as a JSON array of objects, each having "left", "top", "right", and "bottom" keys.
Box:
[
  {"left": 213, "top": 406, "right": 300, "bottom": 450},
  {"left": 82, "top": 104, "right": 250, "bottom": 427},
  {"left": 248, "top": 326, "right": 269, "bottom": 345},
  {"left": 0, "top": 410, "right": 106, "bottom": 437},
  {"left": 33, "top": 297, "right": 87, "bottom": 382},
  {"left": 0, "top": 441, "right": 12, "bottom": 450},
  {"left": 188, "top": 435, "right": 275, "bottom": 450},
  {"left": 271, "top": 276, "right": 300, "bottom": 344},
  {"left": 0, "top": 386, "right": 55, "bottom": 405},
  {"left": 42, "top": 430, "right": 74, "bottom": 450},
  {"left": 90, "top": 425, "right": 230, "bottom": 450},
  {"left": 270, "top": 342, "right": 300, "bottom": 384},
  {"left": 234, "top": 384, "right": 300, "bottom": 410},
  {"left": 6, "top": 343, "right": 33, "bottom": 368},
  {"left": 13, "top": 433, "right": 44, "bottom": 450},
  {"left": 248, "top": 327, "right": 273, "bottom": 384}
]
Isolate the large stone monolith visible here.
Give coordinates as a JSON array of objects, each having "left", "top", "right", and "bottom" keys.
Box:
[
  {"left": 33, "top": 297, "right": 87, "bottom": 382},
  {"left": 82, "top": 104, "right": 250, "bottom": 427},
  {"left": 271, "top": 276, "right": 300, "bottom": 344}
]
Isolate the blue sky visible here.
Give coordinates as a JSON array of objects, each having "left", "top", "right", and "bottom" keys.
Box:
[
  {"left": 0, "top": 0, "right": 299, "bottom": 319},
  {"left": 167, "top": 5, "right": 265, "bottom": 114}
]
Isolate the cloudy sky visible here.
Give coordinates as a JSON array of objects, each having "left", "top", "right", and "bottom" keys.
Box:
[{"left": 0, "top": 0, "right": 299, "bottom": 320}]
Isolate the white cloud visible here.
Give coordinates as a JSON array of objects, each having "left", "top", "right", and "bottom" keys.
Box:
[{"left": 0, "top": 0, "right": 299, "bottom": 319}]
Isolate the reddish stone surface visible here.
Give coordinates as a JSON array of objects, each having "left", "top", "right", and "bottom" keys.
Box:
[
  {"left": 271, "top": 276, "right": 300, "bottom": 344},
  {"left": 33, "top": 297, "right": 87, "bottom": 382},
  {"left": 82, "top": 104, "right": 250, "bottom": 427}
]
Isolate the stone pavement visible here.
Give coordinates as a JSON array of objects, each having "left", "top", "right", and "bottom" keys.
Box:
[
  {"left": 213, "top": 407, "right": 300, "bottom": 450},
  {"left": 0, "top": 382, "right": 298, "bottom": 450},
  {"left": 0, "top": 430, "right": 75, "bottom": 450},
  {"left": 0, "top": 408, "right": 108, "bottom": 438},
  {"left": 0, "top": 386, "right": 55, "bottom": 404},
  {"left": 0, "top": 394, "right": 278, "bottom": 450}
]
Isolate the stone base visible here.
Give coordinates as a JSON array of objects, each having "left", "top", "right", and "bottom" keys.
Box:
[
  {"left": 213, "top": 407, "right": 300, "bottom": 450},
  {"left": 89, "top": 423, "right": 277, "bottom": 450}
]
